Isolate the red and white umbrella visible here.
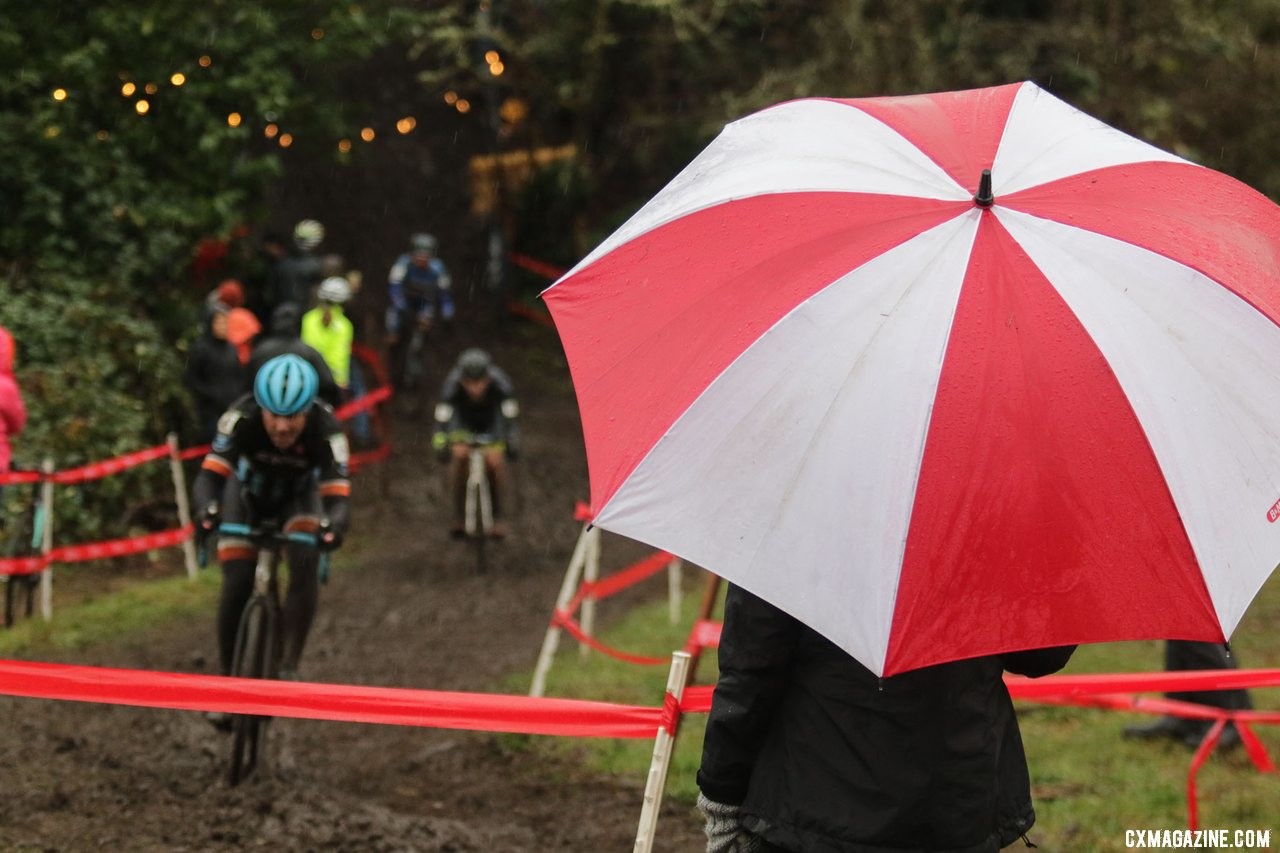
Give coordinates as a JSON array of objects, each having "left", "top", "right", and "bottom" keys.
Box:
[{"left": 543, "top": 82, "right": 1280, "bottom": 677}]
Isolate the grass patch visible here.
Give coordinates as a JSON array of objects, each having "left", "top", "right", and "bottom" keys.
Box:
[
  {"left": 0, "top": 567, "right": 220, "bottom": 656},
  {"left": 511, "top": 572, "right": 1280, "bottom": 844}
]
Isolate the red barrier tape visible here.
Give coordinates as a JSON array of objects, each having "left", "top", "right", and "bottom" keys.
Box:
[
  {"left": 586, "top": 552, "right": 674, "bottom": 602},
  {"left": 0, "top": 555, "right": 49, "bottom": 576},
  {"left": 0, "top": 469, "right": 42, "bottom": 486},
  {"left": 51, "top": 444, "right": 171, "bottom": 485},
  {"left": 49, "top": 525, "right": 192, "bottom": 564},
  {"left": 551, "top": 612, "right": 669, "bottom": 666},
  {"left": 180, "top": 444, "right": 212, "bottom": 461},
  {"left": 1005, "top": 668, "right": 1280, "bottom": 698},
  {"left": 683, "top": 620, "right": 722, "bottom": 656},
  {"left": 574, "top": 501, "right": 593, "bottom": 522},
  {"left": 335, "top": 386, "right": 393, "bottom": 420},
  {"left": 509, "top": 252, "right": 569, "bottom": 281},
  {"left": 348, "top": 443, "right": 392, "bottom": 474},
  {"left": 352, "top": 342, "right": 391, "bottom": 389},
  {"left": 508, "top": 302, "right": 558, "bottom": 329},
  {"left": 0, "top": 660, "right": 671, "bottom": 739},
  {"left": 661, "top": 691, "right": 681, "bottom": 737}
]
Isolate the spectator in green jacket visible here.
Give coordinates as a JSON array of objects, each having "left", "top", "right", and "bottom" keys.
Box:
[{"left": 301, "top": 277, "right": 355, "bottom": 392}]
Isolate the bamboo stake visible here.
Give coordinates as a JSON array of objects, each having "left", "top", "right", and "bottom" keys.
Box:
[{"left": 578, "top": 525, "right": 601, "bottom": 659}]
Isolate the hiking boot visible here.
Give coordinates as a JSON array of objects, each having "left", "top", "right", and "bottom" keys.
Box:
[
  {"left": 1183, "top": 721, "right": 1242, "bottom": 751},
  {"left": 1123, "top": 716, "right": 1193, "bottom": 741}
]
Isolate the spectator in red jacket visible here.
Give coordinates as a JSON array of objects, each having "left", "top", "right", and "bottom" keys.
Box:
[{"left": 0, "top": 324, "right": 29, "bottom": 495}]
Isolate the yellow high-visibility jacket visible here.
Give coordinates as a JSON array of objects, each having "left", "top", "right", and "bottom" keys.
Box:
[{"left": 301, "top": 305, "right": 354, "bottom": 388}]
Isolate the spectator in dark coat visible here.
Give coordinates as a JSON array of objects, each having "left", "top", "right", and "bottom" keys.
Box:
[
  {"left": 185, "top": 305, "right": 244, "bottom": 443},
  {"left": 246, "top": 303, "right": 340, "bottom": 408},
  {"left": 1123, "top": 640, "right": 1251, "bottom": 748},
  {"left": 697, "top": 584, "right": 1076, "bottom": 853}
]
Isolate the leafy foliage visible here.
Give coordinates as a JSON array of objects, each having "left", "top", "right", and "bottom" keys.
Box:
[{"left": 0, "top": 1, "right": 423, "bottom": 541}]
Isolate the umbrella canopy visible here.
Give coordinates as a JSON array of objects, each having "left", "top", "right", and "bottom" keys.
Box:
[{"left": 543, "top": 82, "right": 1280, "bottom": 677}]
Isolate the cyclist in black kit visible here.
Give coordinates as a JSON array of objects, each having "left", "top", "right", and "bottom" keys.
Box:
[{"left": 194, "top": 354, "right": 350, "bottom": 721}]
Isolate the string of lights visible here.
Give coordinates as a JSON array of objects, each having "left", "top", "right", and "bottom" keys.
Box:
[{"left": 45, "top": 46, "right": 517, "bottom": 153}]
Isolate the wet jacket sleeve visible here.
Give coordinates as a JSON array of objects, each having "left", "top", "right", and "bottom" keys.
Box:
[
  {"left": 0, "top": 377, "right": 26, "bottom": 435},
  {"left": 192, "top": 406, "right": 246, "bottom": 510},
  {"left": 697, "top": 584, "right": 802, "bottom": 806},
  {"left": 1000, "top": 645, "right": 1077, "bottom": 678},
  {"left": 315, "top": 408, "right": 352, "bottom": 534}
]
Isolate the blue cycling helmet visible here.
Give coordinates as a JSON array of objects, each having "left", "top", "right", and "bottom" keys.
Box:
[{"left": 254, "top": 354, "right": 319, "bottom": 416}]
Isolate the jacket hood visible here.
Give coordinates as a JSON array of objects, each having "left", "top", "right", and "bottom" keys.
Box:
[
  {"left": 0, "top": 325, "right": 14, "bottom": 375},
  {"left": 269, "top": 302, "right": 302, "bottom": 336}
]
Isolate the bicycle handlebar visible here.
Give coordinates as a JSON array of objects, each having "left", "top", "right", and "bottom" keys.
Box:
[{"left": 216, "top": 522, "right": 321, "bottom": 548}]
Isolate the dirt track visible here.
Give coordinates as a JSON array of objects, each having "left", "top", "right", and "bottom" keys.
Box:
[{"left": 0, "top": 325, "right": 705, "bottom": 851}]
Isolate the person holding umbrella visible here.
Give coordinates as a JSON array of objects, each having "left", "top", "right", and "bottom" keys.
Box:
[{"left": 696, "top": 585, "right": 1074, "bottom": 852}]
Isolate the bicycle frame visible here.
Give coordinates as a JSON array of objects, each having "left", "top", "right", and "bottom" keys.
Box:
[
  {"left": 463, "top": 445, "right": 494, "bottom": 539},
  {"left": 217, "top": 520, "right": 319, "bottom": 785}
]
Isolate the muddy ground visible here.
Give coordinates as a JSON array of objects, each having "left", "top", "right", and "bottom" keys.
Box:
[{"left": 0, "top": 324, "right": 706, "bottom": 851}]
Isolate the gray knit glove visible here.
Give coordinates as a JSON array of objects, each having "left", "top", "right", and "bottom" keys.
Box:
[{"left": 697, "top": 793, "right": 763, "bottom": 853}]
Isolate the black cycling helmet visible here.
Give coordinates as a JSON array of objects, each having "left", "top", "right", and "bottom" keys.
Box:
[
  {"left": 457, "top": 348, "right": 492, "bottom": 380},
  {"left": 410, "top": 232, "right": 438, "bottom": 255}
]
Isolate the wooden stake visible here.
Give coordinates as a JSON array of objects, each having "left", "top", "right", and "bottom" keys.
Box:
[
  {"left": 38, "top": 457, "right": 54, "bottom": 621},
  {"left": 579, "top": 526, "right": 600, "bottom": 659},
  {"left": 633, "top": 651, "right": 692, "bottom": 853},
  {"left": 167, "top": 433, "right": 198, "bottom": 580},
  {"left": 529, "top": 522, "right": 591, "bottom": 697}
]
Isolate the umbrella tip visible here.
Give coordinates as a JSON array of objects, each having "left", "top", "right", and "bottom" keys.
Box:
[{"left": 974, "top": 169, "right": 994, "bottom": 207}]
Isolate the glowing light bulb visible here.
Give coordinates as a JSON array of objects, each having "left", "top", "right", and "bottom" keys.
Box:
[
  {"left": 170, "top": 72, "right": 186, "bottom": 86},
  {"left": 264, "top": 123, "right": 279, "bottom": 139},
  {"left": 135, "top": 99, "right": 150, "bottom": 115},
  {"left": 311, "top": 27, "right": 325, "bottom": 40},
  {"left": 198, "top": 55, "right": 212, "bottom": 68},
  {"left": 456, "top": 99, "right": 471, "bottom": 114},
  {"left": 444, "top": 91, "right": 458, "bottom": 105},
  {"left": 279, "top": 133, "right": 293, "bottom": 148},
  {"left": 121, "top": 82, "right": 136, "bottom": 96},
  {"left": 360, "top": 127, "right": 375, "bottom": 142},
  {"left": 227, "top": 112, "right": 242, "bottom": 127},
  {"left": 337, "top": 139, "right": 352, "bottom": 153},
  {"left": 144, "top": 83, "right": 158, "bottom": 94},
  {"left": 485, "top": 50, "right": 500, "bottom": 64},
  {"left": 489, "top": 61, "right": 505, "bottom": 76},
  {"left": 52, "top": 88, "right": 68, "bottom": 101}
]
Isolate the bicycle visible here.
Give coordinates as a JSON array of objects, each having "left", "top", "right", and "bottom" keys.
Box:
[
  {"left": 204, "top": 517, "right": 326, "bottom": 786},
  {"left": 2, "top": 463, "right": 46, "bottom": 629}
]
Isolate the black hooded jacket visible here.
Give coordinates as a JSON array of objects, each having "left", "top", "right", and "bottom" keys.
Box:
[
  {"left": 185, "top": 309, "right": 244, "bottom": 440},
  {"left": 698, "top": 585, "right": 1076, "bottom": 853},
  {"left": 245, "top": 303, "right": 340, "bottom": 407}
]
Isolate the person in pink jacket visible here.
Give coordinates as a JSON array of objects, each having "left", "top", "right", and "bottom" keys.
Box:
[{"left": 0, "top": 324, "right": 28, "bottom": 491}]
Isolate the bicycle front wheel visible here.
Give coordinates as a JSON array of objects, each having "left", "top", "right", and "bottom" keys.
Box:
[{"left": 227, "top": 595, "right": 278, "bottom": 786}]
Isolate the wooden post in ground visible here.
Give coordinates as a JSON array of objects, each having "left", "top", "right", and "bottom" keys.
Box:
[
  {"left": 685, "top": 572, "right": 722, "bottom": 687},
  {"left": 38, "top": 457, "right": 54, "bottom": 621},
  {"left": 578, "top": 525, "right": 601, "bottom": 659},
  {"left": 167, "top": 433, "right": 198, "bottom": 580},
  {"left": 529, "top": 522, "right": 592, "bottom": 697},
  {"left": 667, "top": 558, "right": 684, "bottom": 625},
  {"left": 633, "top": 651, "right": 692, "bottom": 853}
]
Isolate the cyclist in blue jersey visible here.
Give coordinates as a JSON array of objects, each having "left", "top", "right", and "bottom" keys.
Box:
[{"left": 386, "top": 233, "right": 455, "bottom": 391}]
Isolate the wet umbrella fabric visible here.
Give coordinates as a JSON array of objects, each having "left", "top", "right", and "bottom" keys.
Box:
[{"left": 542, "top": 82, "right": 1280, "bottom": 677}]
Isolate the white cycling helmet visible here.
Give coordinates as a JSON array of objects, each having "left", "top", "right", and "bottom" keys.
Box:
[
  {"left": 317, "top": 276, "right": 352, "bottom": 304},
  {"left": 293, "top": 219, "right": 325, "bottom": 251}
]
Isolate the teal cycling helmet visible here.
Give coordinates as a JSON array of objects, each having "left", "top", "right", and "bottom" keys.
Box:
[{"left": 254, "top": 354, "right": 319, "bottom": 416}]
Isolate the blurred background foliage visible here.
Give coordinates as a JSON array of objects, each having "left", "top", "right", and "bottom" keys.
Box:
[{"left": 3, "top": 0, "right": 1280, "bottom": 538}]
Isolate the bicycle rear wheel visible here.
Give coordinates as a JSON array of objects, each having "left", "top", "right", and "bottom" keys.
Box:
[{"left": 227, "top": 595, "right": 279, "bottom": 786}]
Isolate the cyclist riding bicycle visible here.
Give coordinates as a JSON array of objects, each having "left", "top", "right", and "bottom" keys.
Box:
[
  {"left": 386, "top": 232, "right": 454, "bottom": 346},
  {"left": 194, "top": 354, "right": 350, "bottom": 727},
  {"left": 432, "top": 348, "right": 520, "bottom": 539}
]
